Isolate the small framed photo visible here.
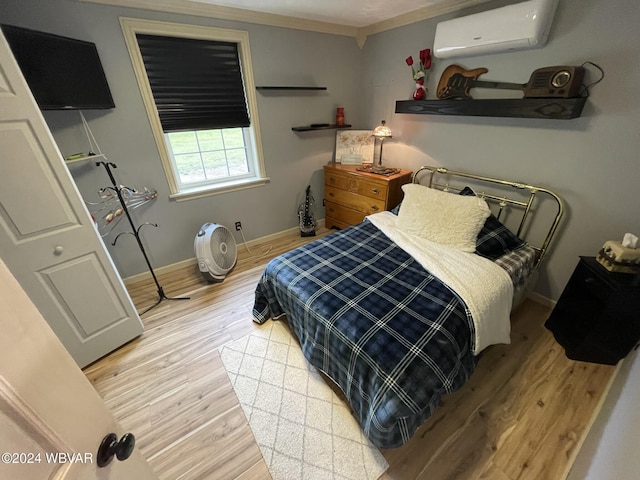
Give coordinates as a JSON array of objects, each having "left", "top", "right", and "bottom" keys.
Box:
[{"left": 335, "top": 130, "right": 374, "bottom": 164}]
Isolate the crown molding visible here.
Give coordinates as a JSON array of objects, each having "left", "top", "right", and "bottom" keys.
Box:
[
  {"left": 76, "top": 0, "right": 494, "bottom": 47},
  {"left": 76, "top": 0, "right": 359, "bottom": 37},
  {"left": 358, "top": 0, "right": 494, "bottom": 39}
]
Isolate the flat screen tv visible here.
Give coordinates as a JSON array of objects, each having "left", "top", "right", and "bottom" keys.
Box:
[{"left": 2, "top": 24, "right": 115, "bottom": 110}]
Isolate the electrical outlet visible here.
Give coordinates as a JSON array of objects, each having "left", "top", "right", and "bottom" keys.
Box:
[{"left": 235, "top": 221, "right": 242, "bottom": 231}]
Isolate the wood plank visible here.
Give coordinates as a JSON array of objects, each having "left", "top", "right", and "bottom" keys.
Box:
[
  {"left": 494, "top": 359, "right": 616, "bottom": 480},
  {"left": 380, "top": 301, "right": 548, "bottom": 479},
  {"left": 147, "top": 404, "right": 261, "bottom": 480},
  {"left": 234, "top": 460, "right": 273, "bottom": 480},
  {"left": 479, "top": 461, "right": 511, "bottom": 480},
  {"left": 84, "top": 227, "right": 618, "bottom": 480},
  {"left": 414, "top": 320, "right": 570, "bottom": 479},
  {"left": 395, "top": 97, "right": 587, "bottom": 120}
]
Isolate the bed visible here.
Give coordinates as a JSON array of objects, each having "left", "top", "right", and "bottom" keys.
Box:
[{"left": 252, "top": 166, "right": 563, "bottom": 449}]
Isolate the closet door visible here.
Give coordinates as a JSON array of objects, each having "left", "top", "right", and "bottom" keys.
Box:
[{"left": 0, "top": 31, "right": 143, "bottom": 368}]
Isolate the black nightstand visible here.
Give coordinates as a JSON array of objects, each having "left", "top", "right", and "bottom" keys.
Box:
[{"left": 545, "top": 256, "right": 640, "bottom": 365}]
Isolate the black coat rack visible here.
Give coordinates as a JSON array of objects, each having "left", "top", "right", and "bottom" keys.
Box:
[{"left": 97, "top": 161, "right": 189, "bottom": 314}]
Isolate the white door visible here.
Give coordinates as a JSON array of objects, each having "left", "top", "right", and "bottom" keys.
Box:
[
  {"left": 0, "top": 258, "right": 156, "bottom": 480},
  {"left": 0, "top": 30, "right": 143, "bottom": 368}
]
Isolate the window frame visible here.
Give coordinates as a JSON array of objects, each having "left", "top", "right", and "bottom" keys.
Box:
[
  {"left": 120, "top": 17, "right": 268, "bottom": 201},
  {"left": 164, "top": 128, "right": 256, "bottom": 189}
]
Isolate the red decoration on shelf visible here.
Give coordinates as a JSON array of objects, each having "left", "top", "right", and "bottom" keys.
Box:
[
  {"left": 406, "top": 48, "right": 432, "bottom": 100},
  {"left": 413, "top": 79, "right": 427, "bottom": 100}
]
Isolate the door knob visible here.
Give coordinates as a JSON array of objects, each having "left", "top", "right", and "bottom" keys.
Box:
[
  {"left": 97, "top": 432, "right": 136, "bottom": 467},
  {"left": 53, "top": 245, "right": 64, "bottom": 255}
]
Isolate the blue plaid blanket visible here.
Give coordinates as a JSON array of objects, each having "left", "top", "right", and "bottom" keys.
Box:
[{"left": 253, "top": 220, "right": 477, "bottom": 448}]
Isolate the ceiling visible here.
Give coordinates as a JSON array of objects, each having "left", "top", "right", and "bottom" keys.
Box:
[
  {"left": 187, "top": 0, "right": 449, "bottom": 28},
  {"left": 79, "top": 0, "right": 496, "bottom": 44}
]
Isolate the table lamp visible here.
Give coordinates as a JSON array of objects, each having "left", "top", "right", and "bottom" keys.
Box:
[{"left": 372, "top": 120, "right": 392, "bottom": 173}]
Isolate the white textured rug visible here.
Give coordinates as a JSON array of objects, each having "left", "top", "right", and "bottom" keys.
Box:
[{"left": 220, "top": 321, "right": 389, "bottom": 480}]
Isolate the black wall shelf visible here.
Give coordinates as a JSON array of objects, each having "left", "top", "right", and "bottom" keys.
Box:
[
  {"left": 395, "top": 97, "right": 587, "bottom": 120},
  {"left": 256, "top": 86, "right": 327, "bottom": 91},
  {"left": 292, "top": 124, "right": 352, "bottom": 132}
]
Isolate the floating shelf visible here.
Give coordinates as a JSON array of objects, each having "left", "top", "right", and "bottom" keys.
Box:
[
  {"left": 292, "top": 124, "right": 352, "bottom": 132},
  {"left": 395, "top": 97, "right": 587, "bottom": 120},
  {"left": 256, "top": 86, "right": 327, "bottom": 91}
]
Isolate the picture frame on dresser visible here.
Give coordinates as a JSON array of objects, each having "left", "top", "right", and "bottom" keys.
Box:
[{"left": 334, "top": 130, "right": 374, "bottom": 165}]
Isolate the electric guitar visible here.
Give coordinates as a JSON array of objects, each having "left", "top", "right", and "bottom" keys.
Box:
[
  {"left": 437, "top": 64, "right": 585, "bottom": 100},
  {"left": 298, "top": 185, "right": 316, "bottom": 237}
]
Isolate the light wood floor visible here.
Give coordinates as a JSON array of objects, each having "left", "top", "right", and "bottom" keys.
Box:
[{"left": 84, "top": 227, "right": 618, "bottom": 480}]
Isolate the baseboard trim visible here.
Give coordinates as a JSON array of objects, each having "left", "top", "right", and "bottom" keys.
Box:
[
  {"left": 239, "top": 218, "right": 326, "bottom": 249},
  {"left": 123, "top": 219, "right": 326, "bottom": 285},
  {"left": 123, "top": 257, "right": 197, "bottom": 285},
  {"left": 527, "top": 291, "right": 556, "bottom": 308}
]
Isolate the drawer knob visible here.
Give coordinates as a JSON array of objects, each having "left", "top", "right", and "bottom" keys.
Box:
[
  {"left": 329, "top": 178, "right": 335, "bottom": 184},
  {"left": 372, "top": 188, "right": 380, "bottom": 195},
  {"left": 329, "top": 192, "right": 334, "bottom": 197},
  {"left": 371, "top": 205, "right": 379, "bottom": 211}
]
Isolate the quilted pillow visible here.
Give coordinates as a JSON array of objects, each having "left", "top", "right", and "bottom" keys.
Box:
[
  {"left": 459, "top": 186, "right": 526, "bottom": 259},
  {"left": 397, "top": 184, "right": 491, "bottom": 252}
]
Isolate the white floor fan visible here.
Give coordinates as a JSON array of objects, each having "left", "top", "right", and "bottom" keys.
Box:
[{"left": 194, "top": 223, "right": 237, "bottom": 282}]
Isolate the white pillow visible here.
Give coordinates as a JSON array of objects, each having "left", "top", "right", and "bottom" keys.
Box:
[{"left": 397, "top": 184, "right": 491, "bottom": 251}]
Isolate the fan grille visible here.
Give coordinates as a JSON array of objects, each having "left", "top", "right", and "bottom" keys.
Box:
[{"left": 210, "top": 226, "right": 237, "bottom": 270}]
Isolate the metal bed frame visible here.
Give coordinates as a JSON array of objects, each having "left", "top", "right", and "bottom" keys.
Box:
[{"left": 412, "top": 166, "right": 564, "bottom": 267}]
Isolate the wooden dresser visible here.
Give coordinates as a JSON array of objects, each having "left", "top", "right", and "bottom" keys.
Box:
[{"left": 323, "top": 164, "right": 412, "bottom": 229}]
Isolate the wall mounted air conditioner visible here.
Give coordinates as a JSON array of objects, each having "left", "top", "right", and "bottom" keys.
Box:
[{"left": 433, "top": 0, "right": 559, "bottom": 59}]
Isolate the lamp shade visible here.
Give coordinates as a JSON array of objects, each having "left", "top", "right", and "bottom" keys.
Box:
[{"left": 372, "top": 120, "right": 392, "bottom": 138}]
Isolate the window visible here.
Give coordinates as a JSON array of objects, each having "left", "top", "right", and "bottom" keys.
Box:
[
  {"left": 120, "top": 18, "right": 267, "bottom": 200},
  {"left": 166, "top": 128, "right": 255, "bottom": 188}
]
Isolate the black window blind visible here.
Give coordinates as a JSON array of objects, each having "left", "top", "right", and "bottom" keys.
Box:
[{"left": 136, "top": 33, "right": 250, "bottom": 132}]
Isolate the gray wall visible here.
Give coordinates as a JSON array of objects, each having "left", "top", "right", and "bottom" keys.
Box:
[
  {"left": 1, "top": 0, "right": 364, "bottom": 279},
  {"left": 361, "top": 0, "right": 640, "bottom": 302}
]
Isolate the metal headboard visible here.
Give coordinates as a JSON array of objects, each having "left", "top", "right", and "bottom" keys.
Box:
[{"left": 413, "top": 166, "right": 564, "bottom": 267}]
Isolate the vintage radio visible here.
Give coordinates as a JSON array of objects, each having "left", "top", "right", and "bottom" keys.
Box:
[{"left": 524, "top": 66, "right": 585, "bottom": 98}]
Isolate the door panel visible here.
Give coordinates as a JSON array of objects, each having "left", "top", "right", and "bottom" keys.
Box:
[
  {"left": 0, "top": 30, "right": 143, "bottom": 368},
  {"left": 38, "top": 253, "right": 130, "bottom": 338},
  {"left": 0, "top": 258, "right": 156, "bottom": 479},
  {"left": 0, "top": 124, "right": 77, "bottom": 237}
]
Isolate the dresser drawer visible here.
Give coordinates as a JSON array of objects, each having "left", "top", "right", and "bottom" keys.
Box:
[
  {"left": 325, "top": 172, "right": 348, "bottom": 191},
  {"left": 325, "top": 202, "right": 367, "bottom": 227},
  {"left": 325, "top": 186, "right": 385, "bottom": 214},
  {"left": 325, "top": 172, "right": 389, "bottom": 200},
  {"left": 323, "top": 164, "right": 412, "bottom": 229}
]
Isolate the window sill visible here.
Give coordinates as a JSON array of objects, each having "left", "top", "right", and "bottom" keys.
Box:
[{"left": 169, "top": 176, "right": 271, "bottom": 202}]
